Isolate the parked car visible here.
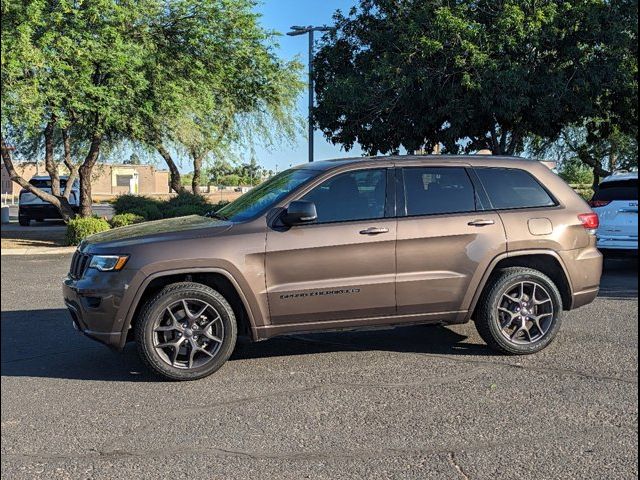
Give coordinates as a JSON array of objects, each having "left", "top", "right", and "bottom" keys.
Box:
[
  {"left": 63, "top": 156, "right": 603, "bottom": 381},
  {"left": 18, "top": 176, "right": 80, "bottom": 226},
  {"left": 589, "top": 171, "right": 638, "bottom": 252}
]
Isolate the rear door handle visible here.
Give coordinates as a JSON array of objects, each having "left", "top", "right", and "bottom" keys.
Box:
[
  {"left": 468, "top": 219, "right": 495, "bottom": 227},
  {"left": 359, "top": 227, "right": 390, "bottom": 235}
]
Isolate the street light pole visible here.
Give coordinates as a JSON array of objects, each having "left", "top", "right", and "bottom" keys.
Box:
[{"left": 287, "top": 25, "right": 333, "bottom": 163}]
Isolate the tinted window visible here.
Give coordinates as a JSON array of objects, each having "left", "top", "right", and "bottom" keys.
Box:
[
  {"left": 29, "top": 178, "right": 74, "bottom": 189},
  {"left": 301, "top": 169, "right": 387, "bottom": 223},
  {"left": 476, "top": 168, "right": 556, "bottom": 209},
  {"left": 593, "top": 180, "right": 638, "bottom": 201},
  {"left": 402, "top": 167, "right": 476, "bottom": 216}
]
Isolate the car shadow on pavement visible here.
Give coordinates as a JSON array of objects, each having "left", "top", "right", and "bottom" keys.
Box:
[
  {"left": 1, "top": 308, "right": 492, "bottom": 382},
  {"left": 599, "top": 258, "right": 639, "bottom": 299}
]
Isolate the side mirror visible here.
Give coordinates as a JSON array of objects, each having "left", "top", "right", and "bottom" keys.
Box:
[{"left": 282, "top": 200, "right": 317, "bottom": 226}]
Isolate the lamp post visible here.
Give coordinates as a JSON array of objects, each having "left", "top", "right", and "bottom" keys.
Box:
[{"left": 287, "top": 25, "right": 333, "bottom": 163}]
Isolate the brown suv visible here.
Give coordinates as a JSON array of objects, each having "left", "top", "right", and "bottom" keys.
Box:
[{"left": 63, "top": 156, "right": 603, "bottom": 380}]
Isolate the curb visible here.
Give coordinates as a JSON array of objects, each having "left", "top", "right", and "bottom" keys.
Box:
[{"left": 1, "top": 246, "right": 76, "bottom": 256}]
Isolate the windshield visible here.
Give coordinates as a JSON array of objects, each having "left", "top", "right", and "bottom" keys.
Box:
[{"left": 216, "top": 169, "right": 320, "bottom": 222}]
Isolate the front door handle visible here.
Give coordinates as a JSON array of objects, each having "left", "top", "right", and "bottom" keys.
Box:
[
  {"left": 468, "top": 219, "right": 495, "bottom": 227},
  {"left": 359, "top": 227, "right": 390, "bottom": 235}
]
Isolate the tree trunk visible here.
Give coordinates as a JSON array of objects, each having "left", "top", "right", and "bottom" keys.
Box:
[
  {"left": 61, "top": 128, "right": 78, "bottom": 199},
  {"left": 78, "top": 135, "right": 102, "bottom": 217},
  {"left": 44, "top": 120, "right": 61, "bottom": 196},
  {"left": 592, "top": 164, "right": 600, "bottom": 191},
  {"left": 156, "top": 143, "right": 185, "bottom": 193},
  {"left": 192, "top": 153, "right": 204, "bottom": 195},
  {"left": 1, "top": 136, "right": 76, "bottom": 221}
]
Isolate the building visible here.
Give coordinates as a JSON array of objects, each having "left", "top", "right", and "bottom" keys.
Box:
[{"left": 1, "top": 162, "right": 170, "bottom": 197}]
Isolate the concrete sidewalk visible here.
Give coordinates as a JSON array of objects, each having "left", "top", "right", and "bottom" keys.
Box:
[{"left": 1, "top": 246, "right": 76, "bottom": 256}]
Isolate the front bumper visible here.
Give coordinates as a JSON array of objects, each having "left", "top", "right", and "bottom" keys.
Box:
[
  {"left": 63, "top": 268, "right": 136, "bottom": 349},
  {"left": 20, "top": 203, "right": 79, "bottom": 219}
]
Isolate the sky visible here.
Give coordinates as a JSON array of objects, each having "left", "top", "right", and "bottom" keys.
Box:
[{"left": 251, "top": 0, "right": 362, "bottom": 171}]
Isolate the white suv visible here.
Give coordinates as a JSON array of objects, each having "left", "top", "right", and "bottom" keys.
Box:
[
  {"left": 18, "top": 176, "right": 80, "bottom": 226},
  {"left": 590, "top": 171, "right": 638, "bottom": 252}
]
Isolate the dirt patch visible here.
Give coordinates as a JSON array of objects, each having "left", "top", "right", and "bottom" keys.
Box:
[{"left": 1, "top": 228, "right": 67, "bottom": 249}]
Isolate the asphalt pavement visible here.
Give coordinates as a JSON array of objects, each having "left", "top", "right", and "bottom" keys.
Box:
[{"left": 1, "top": 255, "right": 638, "bottom": 479}]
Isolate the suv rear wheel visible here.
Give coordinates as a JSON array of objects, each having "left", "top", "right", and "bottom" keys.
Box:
[
  {"left": 135, "top": 282, "right": 237, "bottom": 381},
  {"left": 18, "top": 216, "right": 30, "bottom": 226},
  {"left": 475, "top": 267, "right": 563, "bottom": 355}
]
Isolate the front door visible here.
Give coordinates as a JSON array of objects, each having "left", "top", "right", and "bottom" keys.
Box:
[
  {"left": 265, "top": 168, "right": 396, "bottom": 325},
  {"left": 395, "top": 166, "right": 506, "bottom": 316}
]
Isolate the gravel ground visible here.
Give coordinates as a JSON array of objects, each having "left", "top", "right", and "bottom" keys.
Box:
[{"left": 1, "top": 254, "right": 637, "bottom": 479}]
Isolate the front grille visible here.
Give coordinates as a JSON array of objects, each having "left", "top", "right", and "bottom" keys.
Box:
[{"left": 69, "top": 251, "right": 91, "bottom": 279}]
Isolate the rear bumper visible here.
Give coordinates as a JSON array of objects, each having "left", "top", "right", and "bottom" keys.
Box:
[
  {"left": 19, "top": 204, "right": 79, "bottom": 219},
  {"left": 558, "top": 245, "right": 603, "bottom": 310},
  {"left": 597, "top": 235, "right": 638, "bottom": 251}
]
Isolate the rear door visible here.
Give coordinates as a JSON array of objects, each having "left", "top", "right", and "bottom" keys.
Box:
[
  {"left": 591, "top": 179, "right": 639, "bottom": 243},
  {"left": 265, "top": 167, "right": 397, "bottom": 325},
  {"left": 395, "top": 166, "right": 505, "bottom": 317}
]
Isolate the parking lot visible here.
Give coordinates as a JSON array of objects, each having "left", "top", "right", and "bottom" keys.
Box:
[{"left": 1, "top": 254, "right": 637, "bottom": 479}]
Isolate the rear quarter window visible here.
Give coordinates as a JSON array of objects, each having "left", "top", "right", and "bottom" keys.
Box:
[
  {"left": 475, "top": 168, "right": 556, "bottom": 210},
  {"left": 593, "top": 179, "right": 639, "bottom": 201}
]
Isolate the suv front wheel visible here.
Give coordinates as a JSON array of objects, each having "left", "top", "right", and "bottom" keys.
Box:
[
  {"left": 475, "top": 267, "right": 563, "bottom": 355},
  {"left": 135, "top": 282, "right": 237, "bottom": 381}
]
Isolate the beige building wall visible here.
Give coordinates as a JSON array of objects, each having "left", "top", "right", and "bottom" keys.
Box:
[{"left": 1, "top": 162, "right": 170, "bottom": 197}]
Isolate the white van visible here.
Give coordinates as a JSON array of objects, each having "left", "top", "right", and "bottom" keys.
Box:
[
  {"left": 590, "top": 171, "right": 638, "bottom": 252},
  {"left": 18, "top": 176, "right": 80, "bottom": 226}
]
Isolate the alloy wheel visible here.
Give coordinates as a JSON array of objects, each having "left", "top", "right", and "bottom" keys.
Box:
[
  {"left": 497, "top": 281, "right": 555, "bottom": 345},
  {"left": 152, "top": 299, "right": 224, "bottom": 369}
]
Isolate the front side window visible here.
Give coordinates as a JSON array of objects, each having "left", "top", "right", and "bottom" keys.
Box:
[
  {"left": 301, "top": 169, "right": 387, "bottom": 224},
  {"left": 402, "top": 167, "right": 476, "bottom": 216},
  {"left": 475, "top": 168, "right": 556, "bottom": 210},
  {"left": 216, "top": 168, "right": 320, "bottom": 222}
]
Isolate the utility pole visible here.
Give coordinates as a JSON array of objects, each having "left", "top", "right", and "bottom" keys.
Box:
[{"left": 287, "top": 25, "right": 333, "bottom": 163}]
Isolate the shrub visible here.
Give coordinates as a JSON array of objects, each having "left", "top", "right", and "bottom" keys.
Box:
[
  {"left": 211, "top": 200, "right": 230, "bottom": 211},
  {"left": 66, "top": 217, "right": 111, "bottom": 246},
  {"left": 110, "top": 213, "right": 145, "bottom": 228},
  {"left": 113, "top": 194, "right": 162, "bottom": 218},
  {"left": 163, "top": 192, "right": 214, "bottom": 218},
  {"left": 164, "top": 204, "right": 209, "bottom": 218}
]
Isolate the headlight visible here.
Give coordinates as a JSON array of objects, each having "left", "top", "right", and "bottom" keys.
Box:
[{"left": 89, "top": 255, "right": 129, "bottom": 272}]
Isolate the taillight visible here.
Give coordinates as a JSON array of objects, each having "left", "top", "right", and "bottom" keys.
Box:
[
  {"left": 578, "top": 213, "right": 599, "bottom": 234},
  {"left": 589, "top": 200, "right": 611, "bottom": 208}
]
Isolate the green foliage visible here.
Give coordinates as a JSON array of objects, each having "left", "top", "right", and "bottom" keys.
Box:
[
  {"left": 313, "top": 0, "right": 638, "bottom": 156},
  {"left": 164, "top": 193, "right": 212, "bottom": 217},
  {"left": 112, "top": 194, "right": 163, "bottom": 220},
  {"left": 65, "top": 217, "right": 111, "bottom": 246},
  {"left": 113, "top": 193, "right": 229, "bottom": 220},
  {"left": 218, "top": 174, "right": 242, "bottom": 187},
  {"left": 558, "top": 159, "right": 595, "bottom": 185},
  {"left": 110, "top": 213, "right": 145, "bottom": 228}
]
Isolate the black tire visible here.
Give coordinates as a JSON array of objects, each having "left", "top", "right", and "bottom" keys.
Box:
[
  {"left": 18, "top": 216, "right": 30, "bottom": 226},
  {"left": 475, "top": 267, "right": 563, "bottom": 355},
  {"left": 135, "top": 282, "right": 237, "bottom": 381}
]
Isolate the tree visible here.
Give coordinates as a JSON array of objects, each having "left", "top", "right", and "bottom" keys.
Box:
[
  {"left": 313, "top": 0, "right": 637, "bottom": 156},
  {"left": 133, "top": 0, "right": 302, "bottom": 194},
  {"left": 2, "top": 0, "right": 157, "bottom": 218}
]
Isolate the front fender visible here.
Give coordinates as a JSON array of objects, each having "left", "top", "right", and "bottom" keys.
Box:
[{"left": 115, "top": 260, "right": 266, "bottom": 350}]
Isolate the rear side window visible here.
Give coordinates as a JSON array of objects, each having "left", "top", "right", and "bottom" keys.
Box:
[
  {"left": 593, "top": 180, "right": 639, "bottom": 201},
  {"left": 402, "top": 167, "right": 476, "bottom": 216},
  {"left": 475, "top": 168, "right": 556, "bottom": 210}
]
